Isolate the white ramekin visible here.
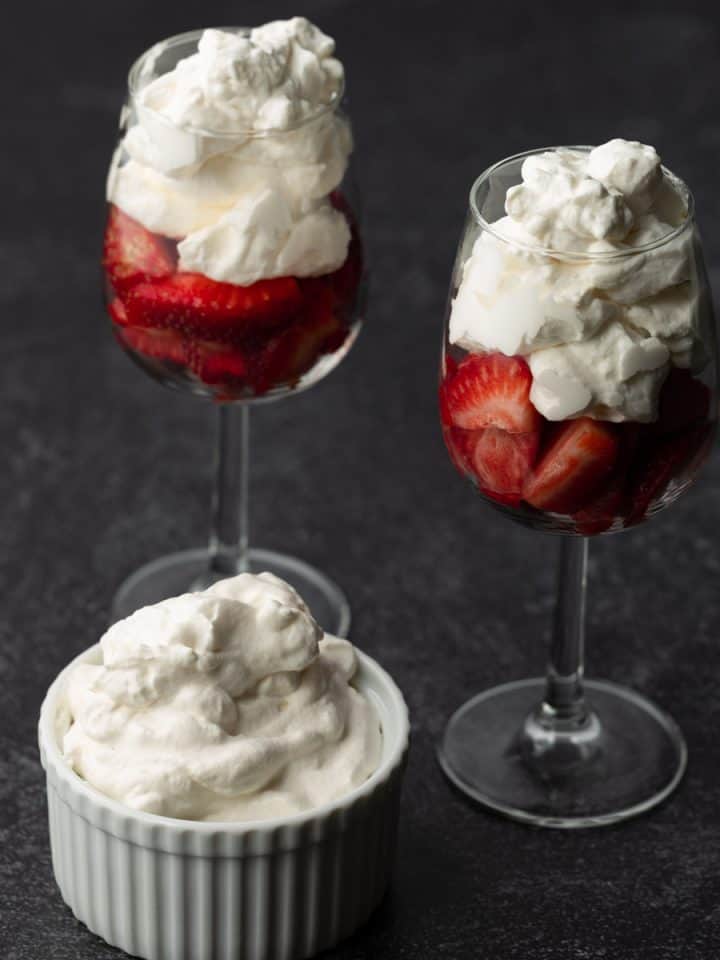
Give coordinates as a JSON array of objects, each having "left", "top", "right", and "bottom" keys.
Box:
[{"left": 38, "top": 644, "right": 409, "bottom": 960}]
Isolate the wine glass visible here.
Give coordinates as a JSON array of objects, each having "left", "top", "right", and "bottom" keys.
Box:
[
  {"left": 437, "top": 146, "right": 717, "bottom": 827},
  {"left": 102, "top": 28, "right": 365, "bottom": 635}
]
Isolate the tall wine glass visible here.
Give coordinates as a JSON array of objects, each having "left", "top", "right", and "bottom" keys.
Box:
[
  {"left": 437, "top": 147, "right": 717, "bottom": 827},
  {"left": 102, "top": 29, "right": 365, "bottom": 635}
]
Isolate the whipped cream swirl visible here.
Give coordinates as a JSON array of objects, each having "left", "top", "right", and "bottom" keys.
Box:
[
  {"left": 107, "top": 18, "right": 351, "bottom": 286},
  {"left": 63, "top": 573, "right": 382, "bottom": 822},
  {"left": 450, "top": 139, "right": 707, "bottom": 422}
]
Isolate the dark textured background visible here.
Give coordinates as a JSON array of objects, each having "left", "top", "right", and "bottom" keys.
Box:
[{"left": 3, "top": 1, "right": 720, "bottom": 957}]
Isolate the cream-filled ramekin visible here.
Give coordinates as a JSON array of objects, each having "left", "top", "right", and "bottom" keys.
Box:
[{"left": 39, "top": 643, "right": 409, "bottom": 960}]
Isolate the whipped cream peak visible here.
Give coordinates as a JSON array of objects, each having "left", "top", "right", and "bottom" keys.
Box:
[
  {"left": 100, "top": 572, "right": 321, "bottom": 694},
  {"left": 450, "top": 139, "right": 704, "bottom": 423},
  {"left": 63, "top": 573, "right": 382, "bottom": 821},
  {"left": 496, "top": 140, "right": 688, "bottom": 255},
  {"left": 586, "top": 138, "right": 661, "bottom": 215},
  {"left": 136, "top": 20, "right": 343, "bottom": 137},
  {"left": 505, "top": 149, "right": 635, "bottom": 250}
]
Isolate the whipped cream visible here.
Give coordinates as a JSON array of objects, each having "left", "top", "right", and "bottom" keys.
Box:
[
  {"left": 107, "top": 18, "right": 351, "bottom": 286},
  {"left": 139, "top": 23, "right": 342, "bottom": 136},
  {"left": 177, "top": 187, "right": 349, "bottom": 286},
  {"left": 450, "top": 139, "right": 705, "bottom": 422},
  {"left": 62, "top": 573, "right": 382, "bottom": 822}
]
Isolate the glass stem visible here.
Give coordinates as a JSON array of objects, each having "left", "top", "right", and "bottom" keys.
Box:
[
  {"left": 208, "top": 404, "right": 250, "bottom": 578},
  {"left": 543, "top": 536, "right": 588, "bottom": 724}
]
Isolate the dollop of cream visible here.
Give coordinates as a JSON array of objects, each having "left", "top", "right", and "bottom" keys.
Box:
[
  {"left": 449, "top": 139, "right": 705, "bottom": 422},
  {"left": 140, "top": 21, "right": 343, "bottom": 136},
  {"left": 62, "top": 573, "right": 382, "bottom": 822},
  {"left": 106, "top": 18, "right": 351, "bottom": 285}
]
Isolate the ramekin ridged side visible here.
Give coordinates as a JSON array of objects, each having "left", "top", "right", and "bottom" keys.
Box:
[{"left": 39, "top": 645, "right": 409, "bottom": 960}]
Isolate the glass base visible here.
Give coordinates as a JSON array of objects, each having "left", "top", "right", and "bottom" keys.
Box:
[
  {"left": 438, "top": 678, "right": 686, "bottom": 828},
  {"left": 111, "top": 547, "right": 351, "bottom": 636}
]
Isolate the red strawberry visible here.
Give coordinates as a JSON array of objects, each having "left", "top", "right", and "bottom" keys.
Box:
[
  {"left": 442, "top": 425, "right": 475, "bottom": 476},
  {"left": 442, "top": 353, "right": 540, "bottom": 433},
  {"left": 108, "top": 298, "right": 130, "bottom": 327},
  {"left": 118, "top": 326, "right": 187, "bottom": 366},
  {"left": 625, "top": 423, "right": 714, "bottom": 527},
  {"left": 439, "top": 357, "right": 460, "bottom": 426},
  {"left": 125, "top": 273, "right": 303, "bottom": 340},
  {"left": 469, "top": 428, "right": 539, "bottom": 503},
  {"left": 248, "top": 297, "right": 345, "bottom": 394},
  {"left": 443, "top": 354, "right": 459, "bottom": 381},
  {"left": 572, "top": 424, "right": 640, "bottom": 534},
  {"left": 523, "top": 418, "right": 619, "bottom": 514},
  {"left": 187, "top": 340, "right": 248, "bottom": 386},
  {"left": 573, "top": 476, "right": 627, "bottom": 535},
  {"left": 103, "top": 205, "right": 175, "bottom": 294},
  {"left": 654, "top": 367, "right": 711, "bottom": 436}
]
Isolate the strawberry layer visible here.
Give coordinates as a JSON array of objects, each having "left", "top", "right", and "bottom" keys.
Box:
[
  {"left": 103, "top": 202, "right": 363, "bottom": 400},
  {"left": 441, "top": 352, "right": 714, "bottom": 533}
]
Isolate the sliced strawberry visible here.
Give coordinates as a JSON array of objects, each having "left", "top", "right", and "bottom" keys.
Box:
[
  {"left": 654, "top": 367, "right": 711, "bottom": 436},
  {"left": 439, "top": 357, "right": 460, "bottom": 426},
  {"left": 125, "top": 273, "right": 303, "bottom": 340},
  {"left": 573, "top": 476, "right": 627, "bottom": 535},
  {"left": 108, "top": 297, "right": 130, "bottom": 327},
  {"left": 443, "top": 354, "right": 459, "bottom": 381},
  {"left": 625, "top": 423, "right": 714, "bottom": 527},
  {"left": 443, "top": 353, "right": 540, "bottom": 433},
  {"left": 187, "top": 340, "right": 248, "bottom": 386},
  {"left": 103, "top": 205, "right": 175, "bottom": 294},
  {"left": 118, "top": 326, "right": 187, "bottom": 366},
  {"left": 572, "top": 424, "right": 640, "bottom": 534},
  {"left": 442, "top": 425, "right": 475, "bottom": 476},
  {"left": 523, "top": 418, "right": 619, "bottom": 514},
  {"left": 468, "top": 428, "right": 539, "bottom": 503},
  {"left": 248, "top": 288, "right": 345, "bottom": 394}
]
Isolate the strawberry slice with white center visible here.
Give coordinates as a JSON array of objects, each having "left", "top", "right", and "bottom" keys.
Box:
[
  {"left": 442, "top": 353, "right": 540, "bottom": 433},
  {"left": 125, "top": 273, "right": 303, "bottom": 340},
  {"left": 523, "top": 417, "right": 619, "bottom": 514},
  {"left": 469, "top": 428, "right": 540, "bottom": 503},
  {"left": 118, "top": 326, "right": 187, "bottom": 366},
  {"left": 103, "top": 205, "right": 175, "bottom": 294}
]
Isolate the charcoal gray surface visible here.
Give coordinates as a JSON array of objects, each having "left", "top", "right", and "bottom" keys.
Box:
[{"left": 3, "top": 1, "right": 720, "bottom": 958}]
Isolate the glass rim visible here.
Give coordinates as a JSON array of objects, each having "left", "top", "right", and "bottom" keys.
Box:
[
  {"left": 127, "top": 26, "right": 345, "bottom": 140},
  {"left": 469, "top": 145, "right": 695, "bottom": 261}
]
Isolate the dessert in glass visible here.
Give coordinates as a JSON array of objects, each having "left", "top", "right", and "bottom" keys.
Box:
[
  {"left": 102, "top": 19, "right": 364, "bottom": 633},
  {"left": 39, "top": 572, "right": 409, "bottom": 960},
  {"left": 438, "top": 140, "right": 717, "bottom": 826}
]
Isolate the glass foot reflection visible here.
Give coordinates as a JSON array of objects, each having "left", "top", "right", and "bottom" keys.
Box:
[
  {"left": 111, "top": 547, "right": 351, "bottom": 637},
  {"left": 438, "top": 678, "right": 686, "bottom": 828}
]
